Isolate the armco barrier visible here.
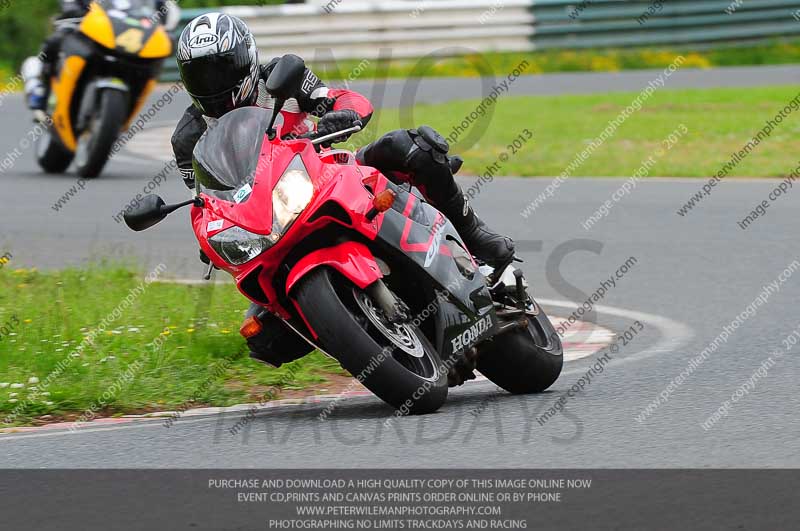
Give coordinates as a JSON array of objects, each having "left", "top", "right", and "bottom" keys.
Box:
[{"left": 160, "top": 0, "right": 800, "bottom": 80}]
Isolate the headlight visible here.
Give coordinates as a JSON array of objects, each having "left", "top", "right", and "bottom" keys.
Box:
[
  {"left": 208, "top": 157, "right": 314, "bottom": 266},
  {"left": 209, "top": 226, "right": 278, "bottom": 266},
  {"left": 272, "top": 157, "right": 314, "bottom": 235}
]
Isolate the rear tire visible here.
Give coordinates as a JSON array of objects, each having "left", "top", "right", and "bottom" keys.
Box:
[
  {"left": 294, "top": 268, "right": 448, "bottom": 414},
  {"left": 74, "top": 89, "right": 129, "bottom": 178},
  {"left": 477, "top": 308, "right": 563, "bottom": 394},
  {"left": 36, "top": 123, "right": 74, "bottom": 173}
]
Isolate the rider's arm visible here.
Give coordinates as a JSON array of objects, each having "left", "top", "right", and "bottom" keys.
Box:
[
  {"left": 261, "top": 59, "right": 374, "bottom": 127},
  {"left": 171, "top": 105, "right": 207, "bottom": 189}
]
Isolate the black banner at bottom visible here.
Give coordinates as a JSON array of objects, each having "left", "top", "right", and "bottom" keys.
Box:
[{"left": 0, "top": 469, "right": 796, "bottom": 530}]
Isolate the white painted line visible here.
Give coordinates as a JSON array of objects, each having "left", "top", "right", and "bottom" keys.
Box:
[{"left": 538, "top": 298, "right": 694, "bottom": 373}]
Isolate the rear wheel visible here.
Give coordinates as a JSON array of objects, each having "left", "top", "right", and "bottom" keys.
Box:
[
  {"left": 36, "top": 122, "right": 74, "bottom": 173},
  {"left": 74, "top": 89, "right": 128, "bottom": 178},
  {"left": 477, "top": 304, "right": 563, "bottom": 394},
  {"left": 294, "top": 268, "right": 448, "bottom": 414}
]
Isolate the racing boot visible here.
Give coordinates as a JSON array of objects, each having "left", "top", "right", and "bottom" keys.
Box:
[
  {"left": 438, "top": 183, "right": 516, "bottom": 272},
  {"left": 21, "top": 56, "right": 49, "bottom": 122}
]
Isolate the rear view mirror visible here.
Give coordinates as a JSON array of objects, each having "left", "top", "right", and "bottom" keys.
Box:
[
  {"left": 124, "top": 195, "right": 167, "bottom": 231},
  {"left": 266, "top": 54, "right": 306, "bottom": 100}
]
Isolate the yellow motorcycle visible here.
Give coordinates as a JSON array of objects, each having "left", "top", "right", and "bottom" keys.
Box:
[{"left": 37, "top": 0, "right": 173, "bottom": 178}]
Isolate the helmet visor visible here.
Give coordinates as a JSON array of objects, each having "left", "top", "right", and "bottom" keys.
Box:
[
  {"left": 179, "top": 50, "right": 254, "bottom": 116},
  {"left": 190, "top": 90, "right": 240, "bottom": 119}
]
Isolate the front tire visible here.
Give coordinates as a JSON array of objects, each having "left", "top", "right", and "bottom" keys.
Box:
[
  {"left": 477, "top": 306, "right": 563, "bottom": 394},
  {"left": 74, "top": 89, "right": 129, "bottom": 178},
  {"left": 294, "top": 268, "right": 448, "bottom": 414}
]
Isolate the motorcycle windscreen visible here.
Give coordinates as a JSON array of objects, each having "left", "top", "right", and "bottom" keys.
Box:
[{"left": 193, "top": 107, "right": 275, "bottom": 234}]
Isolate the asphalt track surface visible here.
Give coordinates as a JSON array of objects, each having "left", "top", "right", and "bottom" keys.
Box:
[{"left": 1, "top": 67, "right": 799, "bottom": 467}]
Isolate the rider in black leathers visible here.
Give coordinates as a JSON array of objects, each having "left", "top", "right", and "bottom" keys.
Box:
[{"left": 173, "top": 13, "right": 515, "bottom": 272}]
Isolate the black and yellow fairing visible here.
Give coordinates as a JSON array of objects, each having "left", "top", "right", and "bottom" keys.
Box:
[
  {"left": 51, "top": 1, "right": 173, "bottom": 151},
  {"left": 80, "top": 1, "right": 172, "bottom": 58}
]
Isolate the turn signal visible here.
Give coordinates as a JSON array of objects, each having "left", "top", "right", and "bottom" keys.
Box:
[
  {"left": 373, "top": 189, "right": 396, "bottom": 211},
  {"left": 366, "top": 189, "right": 396, "bottom": 221},
  {"left": 239, "top": 316, "right": 263, "bottom": 339}
]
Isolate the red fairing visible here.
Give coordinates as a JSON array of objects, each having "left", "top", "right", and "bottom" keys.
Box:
[
  {"left": 285, "top": 241, "right": 383, "bottom": 295},
  {"left": 328, "top": 88, "right": 374, "bottom": 122}
]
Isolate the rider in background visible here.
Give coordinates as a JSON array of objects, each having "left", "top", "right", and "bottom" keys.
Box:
[
  {"left": 173, "top": 13, "right": 515, "bottom": 271},
  {"left": 23, "top": 0, "right": 174, "bottom": 113}
]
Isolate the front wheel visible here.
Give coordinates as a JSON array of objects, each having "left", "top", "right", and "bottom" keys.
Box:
[
  {"left": 477, "top": 304, "right": 563, "bottom": 394},
  {"left": 294, "top": 268, "right": 448, "bottom": 415},
  {"left": 74, "top": 89, "right": 129, "bottom": 178}
]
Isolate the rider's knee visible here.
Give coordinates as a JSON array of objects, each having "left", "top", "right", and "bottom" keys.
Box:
[{"left": 357, "top": 129, "right": 413, "bottom": 169}]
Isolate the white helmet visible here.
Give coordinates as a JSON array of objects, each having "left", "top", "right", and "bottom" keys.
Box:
[{"left": 177, "top": 13, "right": 260, "bottom": 118}]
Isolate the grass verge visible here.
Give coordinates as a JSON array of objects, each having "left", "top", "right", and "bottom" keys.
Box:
[
  {"left": 0, "top": 265, "right": 345, "bottom": 426},
  {"left": 360, "top": 85, "right": 800, "bottom": 178}
]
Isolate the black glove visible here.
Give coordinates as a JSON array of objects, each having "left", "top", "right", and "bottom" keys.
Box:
[{"left": 317, "top": 110, "right": 361, "bottom": 143}]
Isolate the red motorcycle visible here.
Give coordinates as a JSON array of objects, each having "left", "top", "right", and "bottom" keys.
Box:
[{"left": 125, "top": 56, "right": 562, "bottom": 414}]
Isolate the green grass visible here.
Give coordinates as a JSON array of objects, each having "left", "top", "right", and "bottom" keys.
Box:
[
  {"left": 0, "top": 265, "right": 343, "bottom": 426},
  {"left": 358, "top": 85, "right": 800, "bottom": 178}
]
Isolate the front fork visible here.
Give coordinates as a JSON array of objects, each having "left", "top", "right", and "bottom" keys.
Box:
[{"left": 75, "top": 78, "right": 129, "bottom": 132}]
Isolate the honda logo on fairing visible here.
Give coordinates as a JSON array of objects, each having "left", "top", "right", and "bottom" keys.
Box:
[{"left": 451, "top": 315, "right": 493, "bottom": 352}]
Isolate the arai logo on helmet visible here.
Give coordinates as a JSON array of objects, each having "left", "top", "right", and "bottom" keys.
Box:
[{"left": 189, "top": 34, "right": 220, "bottom": 48}]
